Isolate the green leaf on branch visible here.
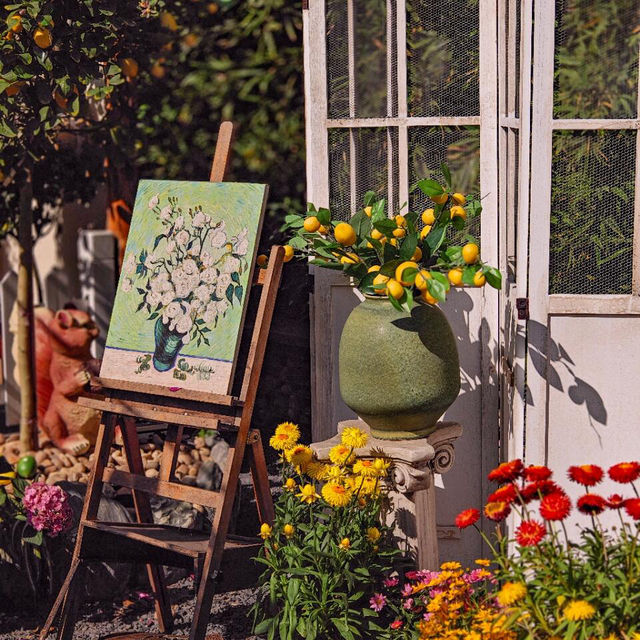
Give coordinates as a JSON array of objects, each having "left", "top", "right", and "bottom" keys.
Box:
[
  {"left": 379, "top": 259, "right": 403, "bottom": 277},
  {"left": 427, "top": 277, "right": 447, "bottom": 302},
  {"left": 462, "top": 266, "right": 478, "bottom": 286},
  {"left": 484, "top": 266, "right": 503, "bottom": 289},
  {"left": 440, "top": 162, "right": 452, "bottom": 188},
  {"left": 430, "top": 271, "right": 451, "bottom": 291},
  {"left": 316, "top": 208, "right": 331, "bottom": 226},
  {"left": 363, "top": 191, "right": 377, "bottom": 207},
  {"left": 417, "top": 178, "right": 444, "bottom": 197},
  {"left": 372, "top": 218, "right": 396, "bottom": 235},
  {"left": 399, "top": 234, "right": 417, "bottom": 260}
]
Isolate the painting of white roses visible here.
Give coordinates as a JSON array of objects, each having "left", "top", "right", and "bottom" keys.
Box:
[{"left": 100, "top": 179, "right": 267, "bottom": 395}]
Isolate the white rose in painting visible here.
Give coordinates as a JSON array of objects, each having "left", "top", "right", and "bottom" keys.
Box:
[
  {"left": 194, "top": 284, "right": 212, "bottom": 303},
  {"left": 160, "top": 205, "right": 172, "bottom": 221},
  {"left": 222, "top": 256, "right": 240, "bottom": 274},
  {"left": 165, "top": 302, "right": 181, "bottom": 318},
  {"left": 215, "top": 299, "right": 228, "bottom": 316},
  {"left": 192, "top": 298, "right": 206, "bottom": 313},
  {"left": 192, "top": 211, "right": 206, "bottom": 228},
  {"left": 183, "top": 259, "right": 198, "bottom": 275},
  {"left": 211, "top": 222, "right": 227, "bottom": 248},
  {"left": 148, "top": 194, "right": 160, "bottom": 209},
  {"left": 146, "top": 291, "right": 161, "bottom": 307},
  {"left": 200, "top": 267, "right": 217, "bottom": 285},
  {"left": 171, "top": 267, "right": 186, "bottom": 284},
  {"left": 176, "top": 314, "right": 193, "bottom": 335},
  {"left": 144, "top": 252, "right": 157, "bottom": 269},
  {"left": 122, "top": 277, "right": 132, "bottom": 292},
  {"left": 215, "top": 273, "right": 232, "bottom": 298},
  {"left": 165, "top": 240, "right": 175, "bottom": 253},
  {"left": 161, "top": 290, "right": 175, "bottom": 306},
  {"left": 175, "top": 280, "right": 192, "bottom": 299},
  {"left": 232, "top": 228, "right": 249, "bottom": 256},
  {"left": 124, "top": 254, "right": 136, "bottom": 275},
  {"left": 201, "top": 251, "right": 214, "bottom": 267},
  {"left": 176, "top": 230, "right": 189, "bottom": 247},
  {"left": 203, "top": 302, "right": 217, "bottom": 324},
  {"left": 174, "top": 215, "right": 184, "bottom": 230}
]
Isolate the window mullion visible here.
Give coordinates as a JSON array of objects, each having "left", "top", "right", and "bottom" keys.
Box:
[{"left": 396, "top": 0, "right": 408, "bottom": 212}]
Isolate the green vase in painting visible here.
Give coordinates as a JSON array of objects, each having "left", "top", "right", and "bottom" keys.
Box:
[
  {"left": 338, "top": 296, "right": 460, "bottom": 440},
  {"left": 153, "top": 317, "right": 187, "bottom": 372}
]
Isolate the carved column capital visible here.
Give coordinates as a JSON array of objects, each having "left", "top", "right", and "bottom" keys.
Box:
[{"left": 391, "top": 460, "right": 432, "bottom": 494}]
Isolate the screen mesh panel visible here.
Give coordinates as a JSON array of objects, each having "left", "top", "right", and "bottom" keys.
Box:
[
  {"left": 505, "top": 128, "right": 519, "bottom": 283},
  {"left": 326, "top": 0, "right": 395, "bottom": 118},
  {"left": 406, "top": 0, "right": 480, "bottom": 117},
  {"left": 554, "top": 0, "right": 639, "bottom": 119},
  {"left": 408, "top": 126, "right": 481, "bottom": 241},
  {"left": 549, "top": 130, "right": 636, "bottom": 295},
  {"left": 504, "top": 0, "right": 521, "bottom": 118},
  {"left": 328, "top": 128, "right": 396, "bottom": 221}
]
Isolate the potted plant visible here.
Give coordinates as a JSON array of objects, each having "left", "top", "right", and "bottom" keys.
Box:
[{"left": 281, "top": 166, "right": 501, "bottom": 439}]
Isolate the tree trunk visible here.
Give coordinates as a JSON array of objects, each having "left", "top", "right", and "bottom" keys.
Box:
[{"left": 16, "top": 182, "right": 38, "bottom": 452}]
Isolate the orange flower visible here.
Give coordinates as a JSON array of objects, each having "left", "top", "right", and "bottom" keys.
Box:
[
  {"left": 488, "top": 459, "right": 523, "bottom": 483},
  {"left": 484, "top": 501, "right": 511, "bottom": 522},
  {"left": 567, "top": 464, "right": 603, "bottom": 487},
  {"left": 608, "top": 461, "right": 640, "bottom": 484}
]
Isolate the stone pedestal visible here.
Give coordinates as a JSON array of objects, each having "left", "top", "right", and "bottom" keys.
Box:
[{"left": 311, "top": 419, "right": 462, "bottom": 570}]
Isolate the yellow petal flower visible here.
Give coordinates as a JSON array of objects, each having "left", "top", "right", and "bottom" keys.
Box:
[
  {"left": 563, "top": 600, "right": 595, "bottom": 621},
  {"left": 339, "top": 537, "right": 351, "bottom": 550},
  {"left": 321, "top": 481, "right": 352, "bottom": 507},
  {"left": 259, "top": 523, "right": 272, "bottom": 539},
  {"left": 366, "top": 527, "right": 381, "bottom": 543},
  {"left": 340, "top": 426, "right": 368, "bottom": 449},
  {"left": 328, "top": 444, "right": 355, "bottom": 466},
  {"left": 496, "top": 581, "right": 526, "bottom": 606},
  {"left": 283, "top": 478, "right": 297, "bottom": 492},
  {"left": 283, "top": 524, "right": 295, "bottom": 539},
  {"left": 296, "top": 483, "right": 320, "bottom": 504}
]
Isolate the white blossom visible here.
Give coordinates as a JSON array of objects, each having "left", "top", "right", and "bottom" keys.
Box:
[
  {"left": 215, "top": 273, "right": 232, "bottom": 298},
  {"left": 192, "top": 211, "right": 206, "bottom": 228},
  {"left": 176, "top": 230, "right": 189, "bottom": 246},
  {"left": 221, "top": 256, "right": 240, "bottom": 274},
  {"left": 161, "top": 290, "right": 175, "bottom": 306},
  {"left": 174, "top": 215, "right": 184, "bottom": 230},
  {"left": 200, "top": 267, "right": 217, "bottom": 285},
  {"left": 203, "top": 302, "right": 217, "bottom": 324},
  {"left": 146, "top": 291, "right": 161, "bottom": 307},
  {"left": 194, "top": 284, "right": 212, "bottom": 302},
  {"left": 182, "top": 259, "right": 198, "bottom": 275},
  {"left": 144, "top": 252, "right": 157, "bottom": 269},
  {"left": 176, "top": 314, "right": 193, "bottom": 335},
  {"left": 165, "top": 240, "right": 175, "bottom": 253},
  {"left": 122, "top": 277, "right": 132, "bottom": 292},
  {"left": 148, "top": 194, "right": 159, "bottom": 209},
  {"left": 165, "top": 302, "right": 181, "bottom": 318},
  {"left": 211, "top": 222, "right": 227, "bottom": 248},
  {"left": 232, "top": 228, "right": 249, "bottom": 256},
  {"left": 159, "top": 205, "right": 172, "bottom": 221},
  {"left": 201, "top": 251, "right": 214, "bottom": 267},
  {"left": 215, "top": 299, "right": 229, "bottom": 316},
  {"left": 124, "top": 254, "right": 136, "bottom": 275}
]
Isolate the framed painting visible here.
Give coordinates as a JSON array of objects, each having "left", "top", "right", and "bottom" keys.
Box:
[{"left": 100, "top": 179, "right": 268, "bottom": 396}]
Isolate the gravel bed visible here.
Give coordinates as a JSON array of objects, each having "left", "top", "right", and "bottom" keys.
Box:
[{"left": 0, "top": 576, "right": 260, "bottom": 640}]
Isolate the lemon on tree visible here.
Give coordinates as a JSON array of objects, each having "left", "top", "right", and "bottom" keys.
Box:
[
  {"left": 473, "top": 270, "right": 486, "bottom": 287},
  {"left": 283, "top": 245, "right": 294, "bottom": 262},
  {"left": 395, "top": 261, "right": 418, "bottom": 286},
  {"left": 420, "top": 225, "right": 431, "bottom": 240},
  {"left": 335, "top": 222, "right": 356, "bottom": 246},
  {"left": 386, "top": 278, "right": 404, "bottom": 300},
  {"left": 392, "top": 227, "right": 406, "bottom": 239},
  {"left": 462, "top": 243, "right": 479, "bottom": 264},
  {"left": 414, "top": 270, "right": 431, "bottom": 291},
  {"left": 448, "top": 268, "right": 463, "bottom": 286},
  {"left": 368, "top": 265, "right": 381, "bottom": 273},
  {"left": 371, "top": 228, "right": 384, "bottom": 241},
  {"left": 450, "top": 205, "right": 466, "bottom": 221},
  {"left": 421, "top": 208, "right": 435, "bottom": 225},
  {"left": 394, "top": 215, "right": 406, "bottom": 228},
  {"left": 420, "top": 289, "right": 438, "bottom": 305},
  {"left": 33, "top": 26, "right": 52, "bottom": 49},
  {"left": 431, "top": 192, "right": 448, "bottom": 205},
  {"left": 452, "top": 193, "right": 466, "bottom": 206},
  {"left": 364, "top": 206, "right": 372, "bottom": 217},
  {"left": 303, "top": 216, "right": 321, "bottom": 233},
  {"left": 340, "top": 254, "right": 359, "bottom": 265},
  {"left": 8, "top": 14, "right": 22, "bottom": 33},
  {"left": 411, "top": 247, "right": 422, "bottom": 261},
  {"left": 372, "top": 273, "right": 389, "bottom": 294}
]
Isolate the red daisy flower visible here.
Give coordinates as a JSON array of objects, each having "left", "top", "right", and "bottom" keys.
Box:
[
  {"left": 488, "top": 484, "right": 517, "bottom": 504},
  {"left": 455, "top": 508, "right": 480, "bottom": 529},
  {"left": 390, "top": 620, "right": 404, "bottom": 630},
  {"left": 577, "top": 494, "right": 606, "bottom": 515},
  {"left": 488, "top": 459, "right": 524, "bottom": 483},
  {"left": 624, "top": 498, "right": 640, "bottom": 520},
  {"left": 567, "top": 464, "right": 603, "bottom": 487},
  {"left": 607, "top": 494, "right": 625, "bottom": 509},
  {"left": 539, "top": 492, "right": 572, "bottom": 521},
  {"left": 484, "top": 501, "right": 511, "bottom": 522},
  {"left": 524, "top": 465, "right": 552, "bottom": 482},
  {"left": 515, "top": 519, "right": 546, "bottom": 546},
  {"left": 608, "top": 462, "right": 640, "bottom": 484},
  {"left": 520, "top": 480, "right": 561, "bottom": 503}
]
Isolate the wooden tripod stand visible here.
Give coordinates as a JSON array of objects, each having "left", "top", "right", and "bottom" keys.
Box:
[{"left": 40, "top": 122, "right": 282, "bottom": 640}]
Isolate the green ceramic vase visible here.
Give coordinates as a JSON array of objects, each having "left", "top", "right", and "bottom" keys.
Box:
[{"left": 338, "top": 296, "right": 460, "bottom": 440}]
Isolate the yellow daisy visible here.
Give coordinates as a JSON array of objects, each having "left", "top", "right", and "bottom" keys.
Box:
[
  {"left": 496, "top": 582, "right": 526, "bottom": 607},
  {"left": 475, "top": 558, "right": 491, "bottom": 567},
  {"left": 440, "top": 561, "right": 462, "bottom": 571},
  {"left": 338, "top": 537, "right": 351, "bottom": 550},
  {"left": 322, "top": 481, "right": 352, "bottom": 507},
  {"left": 353, "top": 459, "right": 379, "bottom": 477},
  {"left": 373, "top": 457, "right": 391, "bottom": 476},
  {"left": 283, "top": 478, "right": 297, "bottom": 492},
  {"left": 269, "top": 422, "right": 300, "bottom": 451},
  {"left": 366, "top": 527, "right": 381, "bottom": 543},
  {"left": 283, "top": 524, "right": 295, "bottom": 539},
  {"left": 285, "top": 444, "right": 313, "bottom": 467},
  {"left": 328, "top": 444, "right": 355, "bottom": 466},
  {"left": 296, "top": 483, "right": 320, "bottom": 505},
  {"left": 276, "top": 421, "right": 300, "bottom": 440},
  {"left": 355, "top": 475, "right": 379, "bottom": 496},
  {"left": 306, "top": 461, "right": 328, "bottom": 480},
  {"left": 563, "top": 600, "right": 596, "bottom": 621},
  {"left": 325, "top": 464, "right": 345, "bottom": 480},
  {"left": 259, "top": 523, "right": 272, "bottom": 539},
  {"left": 340, "top": 426, "right": 368, "bottom": 449}
]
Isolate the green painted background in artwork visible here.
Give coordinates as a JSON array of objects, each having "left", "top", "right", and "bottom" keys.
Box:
[{"left": 105, "top": 179, "right": 265, "bottom": 361}]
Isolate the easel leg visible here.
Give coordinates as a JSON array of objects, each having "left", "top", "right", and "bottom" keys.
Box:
[
  {"left": 248, "top": 430, "right": 274, "bottom": 524},
  {"left": 39, "top": 556, "right": 80, "bottom": 640},
  {"left": 56, "top": 561, "right": 87, "bottom": 640},
  {"left": 120, "top": 416, "right": 173, "bottom": 633}
]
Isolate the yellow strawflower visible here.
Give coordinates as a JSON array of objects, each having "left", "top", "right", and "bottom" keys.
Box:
[
  {"left": 475, "top": 558, "right": 491, "bottom": 567},
  {"left": 366, "top": 527, "right": 381, "bottom": 543},
  {"left": 322, "top": 481, "right": 352, "bottom": 507},
  {"left": 297, "top": 483, "right": 320, "bottom": 504},
  {"left": 440, "top": 561, "right": 462, "bottom": 571},
  {"left": 373, "top": 457, "right": 391, "bottom": 475},
  {"left": 306, "top": 461, "right": 328, "bottom": 480},
  {"left": 496, "top": 582, "right": 526, "bottom": 606},
  {"left": 563, "top": 600, "right": 596, "bottom": 621},
  {"left": 325, "top": 464, "right": 345, "bottom": 480},
  {"left": 259, "top": 523, "right": 272, "bottom": 539},
  {"left": 353, "top": 459, "right": 380, "bottom": 477},
  {"left": 355, "top": 476, "right": 380, "bottom": 496},
  {"left": 283, "top": 524, "right": 295, "bottom": 539},
  {"left": 339, "top": 537, "right": 351, "bottom": 550},
  {"left": 285, "top": 444, "right": 313, "bottom": 467},
  {"left": 340, "top": 426, "right": 368, "bottom": 449},
  {"left": 269, "top": 422, "right": 300, "bottom": 451},
  {"left": 283, "top": 478, "right": 296, "bottom": 492},
  {"left": 328, "top": 444, "right": 355, "bottom": 466}
]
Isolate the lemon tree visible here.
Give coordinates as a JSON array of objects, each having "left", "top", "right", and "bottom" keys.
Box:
[{"left": 282, "top": 163, "right": 502, "bottom": 312}]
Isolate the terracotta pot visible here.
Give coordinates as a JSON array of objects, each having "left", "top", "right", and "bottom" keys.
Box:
[{"left": 338, "top": 296, "right": 460, "bottom": 439}]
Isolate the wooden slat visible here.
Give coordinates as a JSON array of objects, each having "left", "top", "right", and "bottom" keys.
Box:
[
  {"left": 103, "top": 468, "right": 221, "bottom": 509},
  {"left": 209, "top": 121, "right": 234, "bottom": 182},
  {"left": 159, "top": 423, "right": 184, "bottom": 482},
  {"left": 95, "top": 377, "right": 239, "bottom": 406},
  {"left": 326, "top": 116, "right": 481, "bottom": 128},
  {"left": 78, "top": 394, "right": 240, "bottom": 429},
  {"left": 248, "top": 430, "right": 275, "bottom": 524},
  {"left": 552, "top": 118, "right": 639, "bottom": 130},
  {"left": 549, "top": 294, "right": 640, "bottom": 315}
]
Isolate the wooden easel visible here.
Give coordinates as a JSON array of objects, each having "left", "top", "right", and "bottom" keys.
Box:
[{"left": 40, "top": 122, "right": 282, "bottom": 640}]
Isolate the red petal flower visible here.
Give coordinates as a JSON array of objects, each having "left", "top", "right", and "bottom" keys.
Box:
[
  {"left": 484, "top": 501, "right": 511, "bottom": 522},
  {"left": 608, "top": 462, "right": 640, "bottom": 484},
  {"left": 539, "top": 492, "right": 572, "bottom": 521},
  {"left": 488, "top": 459, "right": 524, "bottom": 483},
  {"left": 520, "top": 480, "right": 561, "bottom": 503},
  {"left": 524, "top": 465, "right": 552, "bottom": 482},
  {"left": 624, "top": 498, "right": 640, "bottom": 520},
  {"left": 488, "top": 483, "right": 517, "bottom": 504},
  {"left": 577, "top": 494, "right": 606, "bottom": 515},
  {"left": 515, "top": 519, "right": 546, "bottom": 546},
  {"left": 567, "top": 464, "right": 603, "bottom": 487},
  {"left": 607, "top": 494, "right": 625, "bottom": 509},
  {"left": 390, "top": 620, "right": 404, "bottom": 629},
  {"left": 455, "top": 508, "right": 480, "bottom": 529}
]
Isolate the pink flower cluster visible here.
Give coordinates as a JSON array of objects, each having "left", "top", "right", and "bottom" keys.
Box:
[{"left": 22, "top": 482, "right": 73, "bottom": 537}]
